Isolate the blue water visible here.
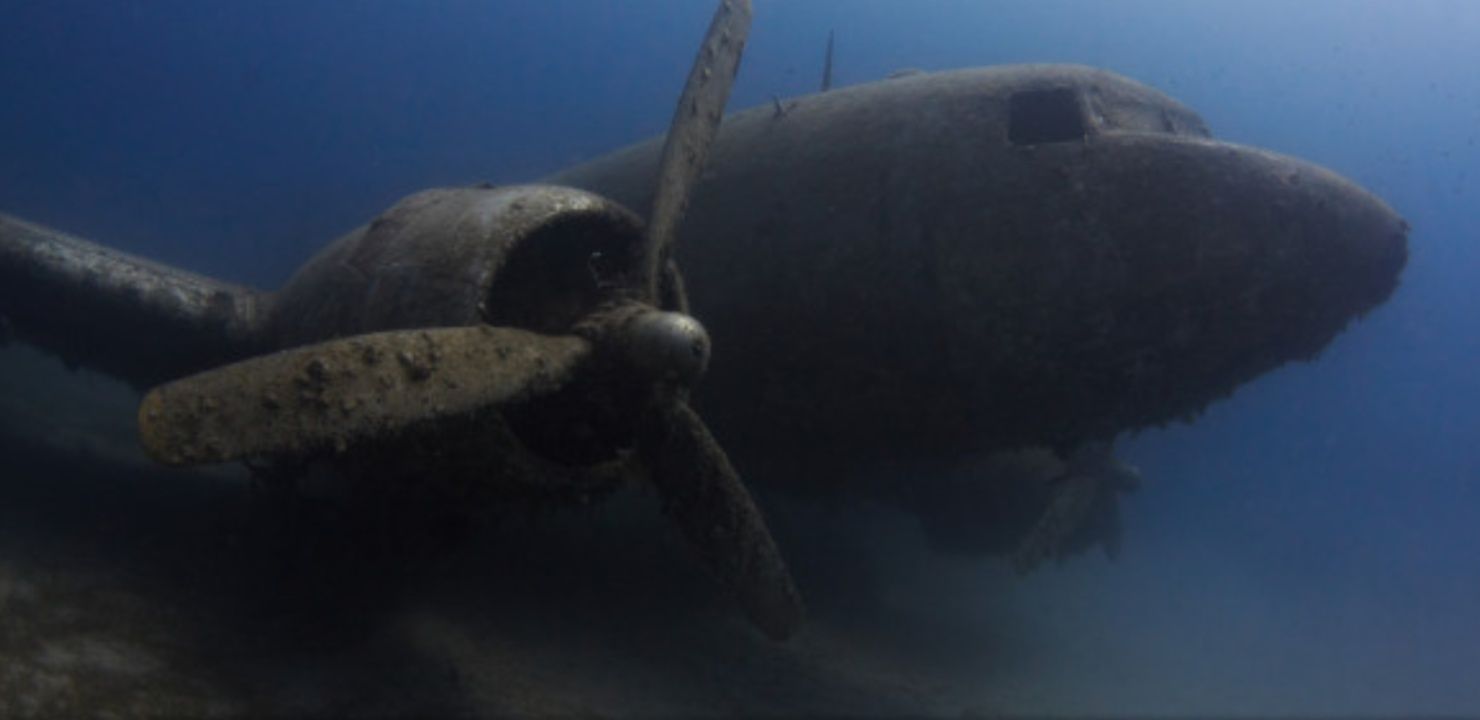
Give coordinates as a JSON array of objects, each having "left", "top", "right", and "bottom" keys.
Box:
[{"left": 1, "top": 0, "right": 1477, "bottom": 714}]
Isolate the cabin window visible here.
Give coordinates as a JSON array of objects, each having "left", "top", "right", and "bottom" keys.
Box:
[{"left": 1008, "top": 88, "right": 1086, "bottom": 145}]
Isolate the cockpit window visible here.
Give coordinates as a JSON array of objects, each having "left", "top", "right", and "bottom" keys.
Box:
[
  {"left": 1084, "top": 84, "right": 1214, "bottom": 139},
  {"left": 1008, "top": 88, "right": 1086, "bottom": 145}
]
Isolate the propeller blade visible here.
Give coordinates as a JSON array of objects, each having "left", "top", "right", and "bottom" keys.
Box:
[
  {"left": 639, "top": 397, "right": 804, "bottom": 641},
  {"left": 138, "top": 326, "right": 591, "bottom": 466},
  {"left": 642, "top": 0, "right": 752, "bottom": 296},
  {"left": 1012, "top": 471, "right": 1100, "bottom": 575}
]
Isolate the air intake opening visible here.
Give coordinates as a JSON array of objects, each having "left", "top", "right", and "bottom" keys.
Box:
[
  {"left": 1008, "top": 88, "right": 1087, "bottom": 145},
  {"left": 483, "top": 214, "right": 642, "bottom": 334},
  {"left": 487, "top": 213, "right": 647, "bottom": 470}
]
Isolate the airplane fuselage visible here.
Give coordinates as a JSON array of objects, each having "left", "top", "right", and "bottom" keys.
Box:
[{"left": 551, "top": 65, "right": 1407, "bottom": 474}]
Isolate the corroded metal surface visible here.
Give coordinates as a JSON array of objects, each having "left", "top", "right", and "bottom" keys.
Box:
[
  {"left": 138, "top": 326, "right": 591, "bottom": 466},
  {"left": 0, "top": 213, "right": 265, "bottom": 387},
  {"left": 641, "top": 396, "right": 803, "bottom": 640},
  {"left": 0, "top": 0, "right": 797, "bottom": 641},
  {"left": 552, "top": 64, "right": 1407, "bottom": 471},
  {"left": 641, "top": 0, "right": 751, "bottom": 296},
  {"left": 268, "top": 185, "right": 649, "bottom": 348},
  {"left": 574, "top": 300, "right": 712, "bottom": 387}
]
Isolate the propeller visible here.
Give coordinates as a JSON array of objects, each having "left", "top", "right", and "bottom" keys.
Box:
[
  {"left": 138, "top": 326, "right": 594, "bottom": 466},
  {"left": 136, "top": 0, "right": 803, "bottom": 640},
  {"left": 640, "top": 0, "right": 751, "bottom": 298}
]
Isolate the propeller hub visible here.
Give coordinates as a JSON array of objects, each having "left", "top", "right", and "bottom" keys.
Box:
[{"left": 627, "top": 311, "right": 711, "bottom": 387}]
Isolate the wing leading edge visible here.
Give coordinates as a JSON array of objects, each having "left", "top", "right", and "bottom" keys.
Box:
[{"left": 0, "top": 213, "right": 267, "bottom": 388}]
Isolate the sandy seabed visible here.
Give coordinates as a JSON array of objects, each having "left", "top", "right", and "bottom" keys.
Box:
[
  {"left": 0, "top": 345, "right": 985, "bottom": 717},
  {"left": 10, "top": 343, "right": 1463, "bottom": 718}
]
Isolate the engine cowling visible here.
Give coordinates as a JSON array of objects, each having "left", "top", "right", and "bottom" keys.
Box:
[{"left": 267, "top": 185, "right": 649, "bottom": 349}]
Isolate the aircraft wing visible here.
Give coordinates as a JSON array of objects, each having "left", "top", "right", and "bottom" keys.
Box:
[{"left": 0, "top": 213, "right": 265, "bottom": 389}]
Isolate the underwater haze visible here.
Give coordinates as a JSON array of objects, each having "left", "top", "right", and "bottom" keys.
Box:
[{"left": 1, "top": 0, "right": 1478, "bottom": 716}]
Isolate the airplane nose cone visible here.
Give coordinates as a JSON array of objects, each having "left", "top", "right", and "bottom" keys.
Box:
[
  {"left": 936, "top": 134, "right": 1409, "bottom": 448},
  {"left": 1094, "top": 137, "right": 1408, "bottom": 363},
  {"left": 1284, "top": 162, "right": 1408, "bottom": 353}
]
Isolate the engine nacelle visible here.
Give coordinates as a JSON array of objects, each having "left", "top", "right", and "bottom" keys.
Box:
[{"left": 267, "top": 185, "right": 649, "bottom": 349}]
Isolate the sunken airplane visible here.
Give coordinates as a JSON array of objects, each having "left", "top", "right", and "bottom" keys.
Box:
[
  {"left": 0, "top": 6, "right": 1405, "bottom": 642},
  {"left": 549, "top": 61, "right": 1408, "bottom": 563}
]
